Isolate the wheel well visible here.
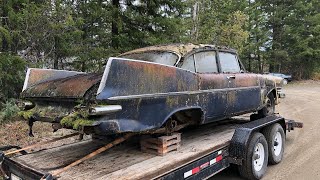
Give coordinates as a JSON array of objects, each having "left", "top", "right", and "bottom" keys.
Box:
[
  {"left": 271, "top": 89, "right": 277, "bottom": 99},
  {"left": 164, "top": 108, "right": 203, "bottom": 126}
]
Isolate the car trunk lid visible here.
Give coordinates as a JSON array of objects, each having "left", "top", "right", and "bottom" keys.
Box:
[{"left": 21, "top": 69, "right": 102, "bottom": 100}]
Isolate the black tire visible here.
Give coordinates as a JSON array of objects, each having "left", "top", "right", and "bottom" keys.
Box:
[
  {"left": 262, "top": 123, "right": 285, "bottom": 165},
  {"left": 258, "top": 93, "right": 275, "bottom": 118},
  {"left": 238, "top": 132, "right": 268, "bottom": 180}
]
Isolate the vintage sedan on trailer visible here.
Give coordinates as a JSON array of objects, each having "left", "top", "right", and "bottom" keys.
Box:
[{"left": 19, "top": 44, "right": 282, "bottom": 136}]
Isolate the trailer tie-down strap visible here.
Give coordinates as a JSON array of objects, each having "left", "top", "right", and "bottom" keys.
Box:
[
  {"left": 46, "top": 133, "right": 133, "bottom": 179},
  {"left": 4, "top": 133, "right": 79, "bottom": 156}
]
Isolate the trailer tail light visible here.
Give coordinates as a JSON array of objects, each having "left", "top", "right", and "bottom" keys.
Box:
[
  {"left": 89, "top": 105, "right": 122, "bottom": 115},
  {"left": 183, "top": 150, "right": 223, "bottom": 178}
]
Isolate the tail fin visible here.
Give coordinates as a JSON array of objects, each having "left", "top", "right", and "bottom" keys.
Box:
[{"left": 22, "top": 68, "right": 85, "bottom": 92}]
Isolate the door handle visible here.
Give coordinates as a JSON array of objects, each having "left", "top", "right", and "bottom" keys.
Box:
[{"left": 227, "top": 75, "right": 236, "bottom": 79}]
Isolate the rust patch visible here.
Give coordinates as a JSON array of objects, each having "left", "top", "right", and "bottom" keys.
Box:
[
  {"left": 166, "top": 96, "right": 179, "bottom": 108},
  {"left": 23, "top": 68, "right": 85, "bottom": 90},
  {"left": 198, "top": 74, "right": 228, "bottom": 89},
  {"left": 227, "top": 91, "right": 237, "bottom": 105},
  {"left": 260, "top": 74, "right": 283, "bottom": 87},
  {"left": 123, "top": 60, "right": 177, "bottom": 78},
  {"left": 234, "top": 74, "right": 258, "bottom": 87}
]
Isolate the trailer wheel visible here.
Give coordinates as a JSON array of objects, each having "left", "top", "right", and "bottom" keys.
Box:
[
  {"left": 262, "top": 123, "right": 285, "bottom": 164},
  {"left": 238, "top": 132, "right": 268, "bottom": 180}
]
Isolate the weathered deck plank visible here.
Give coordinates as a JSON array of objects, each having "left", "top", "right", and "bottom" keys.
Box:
[{"left": 12, "top": 122, "right": 239, "bottom": 180}]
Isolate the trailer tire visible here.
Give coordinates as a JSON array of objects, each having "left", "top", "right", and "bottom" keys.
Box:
[
  {"left": 238, "top": 132, "right": 268, "bottom": 180},
  {"left": 262, "top": 123, "right": 285, "bottom": 165}
]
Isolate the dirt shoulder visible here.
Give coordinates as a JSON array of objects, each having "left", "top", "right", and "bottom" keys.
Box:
[
  {"left": 215, "top": 80, "right": 320, "bottom": 179},
  {"left": 0, "top": 120, "right": 52, "bottom": 147}
]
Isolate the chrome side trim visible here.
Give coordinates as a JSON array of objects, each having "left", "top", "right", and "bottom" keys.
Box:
[
  {"left": 107, "top": 86, "right": 261, "bottom": 101},
  {"left": 89, "top": 105, "right": 122, "bottom": 115}
]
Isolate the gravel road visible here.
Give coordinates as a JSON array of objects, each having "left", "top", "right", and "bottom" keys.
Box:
[{"left": 214, "top": 81, "right": 320, "bottom": 179}]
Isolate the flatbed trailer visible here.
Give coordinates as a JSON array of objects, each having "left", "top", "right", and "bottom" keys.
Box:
[{"left": 0, "top": 115, "right": 302, "bottom": 180}]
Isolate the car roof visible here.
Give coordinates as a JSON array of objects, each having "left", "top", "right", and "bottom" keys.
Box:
[{"left": 120, "top": 43, "right": 237, "bottom": 57}]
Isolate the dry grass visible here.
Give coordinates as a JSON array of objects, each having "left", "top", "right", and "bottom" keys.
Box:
[{"left": 312, "top": 72, "right": 320, "bottom": 81}]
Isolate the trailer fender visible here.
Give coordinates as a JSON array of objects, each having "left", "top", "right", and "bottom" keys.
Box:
[{"left": 228, "top": 115, "right": 285, "bottom": 165}]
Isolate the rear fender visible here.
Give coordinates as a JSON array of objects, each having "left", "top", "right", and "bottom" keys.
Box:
[
  {"left": 96, "top": 57, "right": 199, "bottom": 100},
  {"left": 161, "top": 106, "right": 204, "bottom": 126}
]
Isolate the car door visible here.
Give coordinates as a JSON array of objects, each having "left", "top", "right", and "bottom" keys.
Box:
[
  {"left": 218, "top": 51, "right": 261, "bottom": 115},
  {"left": 181, "top": 50, "right": 229, "bottom": 122}
]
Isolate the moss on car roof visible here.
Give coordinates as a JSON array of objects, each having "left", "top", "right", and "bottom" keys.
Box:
[{"left": 120, "top": 43, "right": 237, "bottom": 57}]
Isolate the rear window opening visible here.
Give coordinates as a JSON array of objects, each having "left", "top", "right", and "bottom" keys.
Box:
[{"left": 120, "top": 51, "right": 179, "bottom": 66}]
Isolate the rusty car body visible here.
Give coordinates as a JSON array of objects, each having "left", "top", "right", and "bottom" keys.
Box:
[{"left": 19, "top": 44, "right": 283, "bottom": 136}]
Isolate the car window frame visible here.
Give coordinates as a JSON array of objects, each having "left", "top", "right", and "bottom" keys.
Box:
[
  {"left": 119, "top": 50, "right": 181, "bottom": 67},
  {"left": 217, "top": 50, "right": 243, "bottom": 73},
  {"left": 180, "top": 54, "right": 196, "bottom": 72},
  {"left": 193, "top": 50, "right": 219, "bottom": 74},
  {"left": 180, "top": 49, "right": 220, "bottom": 74},
  {"left": 179, "top": 48, "right": 245, "bottom": 74}
]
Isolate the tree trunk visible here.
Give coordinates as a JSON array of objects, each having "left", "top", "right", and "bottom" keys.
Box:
[
  {"left": 53, "top": 36, "right": 59, "bottom": 69},
  {"left": 81, "top": 61, "right": 86, "bottom": 72},
  {"left": 258, "top": 54, "right": 262, "bottom": 73},
  {"left": 111, "top": 0, "right": 120, "bottom": 49},
  {"left": 248, "top": 55, "right": 252, "bottom": 72},
  {"left": 1, "top": 0, "right": 9, "bottom": 51},
  {"left": 191, "top": 2, "right": 199, "bottom": 42}
]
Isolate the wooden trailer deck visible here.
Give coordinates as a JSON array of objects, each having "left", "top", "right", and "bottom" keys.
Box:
[{"left": 10, "top": 120, "right": 246, "bottom": 180}]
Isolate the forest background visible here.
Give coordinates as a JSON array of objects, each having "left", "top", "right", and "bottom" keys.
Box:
[{"left": 0, "top": 0, "right": 319, "bottom": 122}]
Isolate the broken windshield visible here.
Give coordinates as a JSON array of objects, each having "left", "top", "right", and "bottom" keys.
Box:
[{"left": 120, "top": 51, "right": 179, "bottom": 66}]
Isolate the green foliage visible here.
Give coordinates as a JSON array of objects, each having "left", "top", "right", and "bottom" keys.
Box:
[
  {"left": 219, "top": 11, "right": 249, "bottom": 54},
  {"left": 0, "top": 0, "right": 318, "bottom": 103},
  {"left": 60, "top": 110, "right": 92, "bottom": 130},
  {"left": 0, "top": 53, "right": 26, "bottom": 101},
  {"left": 0, "top": 99, "right": 20, "bottom": 124},
  {"left": 0, "top": 26, "right": 12, "bottom": 48},
  {"left": 18, "top": 109, "right": 37, "bottom": 120},
  {"left": 185, "top": 1, "right": 249, "bottom": 53}
]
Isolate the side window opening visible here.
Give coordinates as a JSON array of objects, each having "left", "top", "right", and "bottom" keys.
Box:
[
  {"left": 219, "top": 52, "right": 241, "bottom": 73},
  {"left": 194, "top": 51, "right": 218, "bottom": 73},
  {"left": 181, "top": 55, "right": 195, "bottom": 72}
]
